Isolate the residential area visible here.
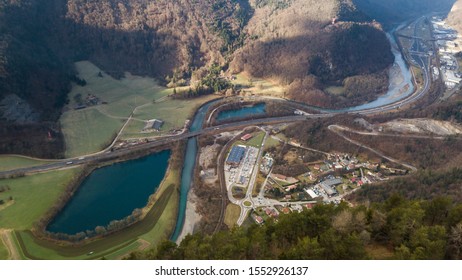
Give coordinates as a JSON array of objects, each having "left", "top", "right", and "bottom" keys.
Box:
[{"left": 222, "top": 127, "right": 410, "bottom": 226}]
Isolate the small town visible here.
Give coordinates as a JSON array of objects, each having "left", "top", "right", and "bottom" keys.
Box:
[{"left": 222, "top": 127, "right": 410, "bottom": 226}]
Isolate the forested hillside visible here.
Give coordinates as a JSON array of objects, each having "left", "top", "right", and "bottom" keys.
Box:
[
  {"left": 231, "top": 0, "right": 393, "bottom": 107},
  {"left": 62, "top": 0, "right": 252, "bottom": 79},
  {"left": 0, "top": 0, "right": 71, "bottom": 157},
  {"left": 1, "top": 0, "right": 445, "bottom": 156},
  {"left": 128, "top": 197, "right": 462, "bottom": 260}
]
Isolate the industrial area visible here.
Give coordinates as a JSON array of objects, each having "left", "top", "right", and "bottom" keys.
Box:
[
  {"left": 221, "top": 126, "right": 411, "bottom": 226},
  {"left": 431, "top": 16, "right": 462, "bottom": 89}
]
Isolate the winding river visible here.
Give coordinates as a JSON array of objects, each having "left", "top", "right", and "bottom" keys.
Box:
[
  {"left": 171, "top": 30, "right": 415, "bottom": 241},
  {"left": 46, "top": 28, "right": 415, "bottom": 241}
]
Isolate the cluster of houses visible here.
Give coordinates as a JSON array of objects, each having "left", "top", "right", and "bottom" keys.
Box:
[
  {"left": 74, "top": 94, "right": 104, "bottom": 110},
  {"left": 260, "top": 153, "right": 274, "bottom": 175},
  {"left": 251, "top": 203, "right": 316, "bottom": 225}
]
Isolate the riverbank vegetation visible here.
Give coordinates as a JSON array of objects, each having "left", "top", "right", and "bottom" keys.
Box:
[{"left": 128, "top": 196, "right": 462, "bottom": 260}]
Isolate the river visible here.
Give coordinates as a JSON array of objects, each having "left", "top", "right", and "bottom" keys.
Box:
[
  {"left": 172, "top": 29, "right": 415, "bottom": 242},
  {"left": 47, "top": 27, "right": 414, "bottom": 240}
]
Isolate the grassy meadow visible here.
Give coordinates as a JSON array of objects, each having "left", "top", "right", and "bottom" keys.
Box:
[
  {"left": 5, "top": 155, "right": 181, "bottom": 259},
  {"left": 120, "top": 94, "right": 218, "bottom": 139},
  {"left": 0, "top": 168, "right": 82, "bottom": 230},
  {"left": 224, "top": 204, "right": 240, "bottom": 228},
  {"left": 0, "top": 156, "right": 54, "bottom": 172},
  {"left": 232, "top": 72, "right": 285, "bottom": 97},
  {"left": 0, "top": 239, "right": 8, "bottom": 259},
  {"left": 61, "top": 61, "right": 218, "bottom": 156}
]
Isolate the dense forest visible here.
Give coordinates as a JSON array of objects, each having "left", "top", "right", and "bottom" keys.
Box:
[
  {"left": 231, "top": 0, "right": 393, "bottom": 108},
  {"left": 128, "top": 196, "right": 462, "bottom": 260},
  {"left": 349, "top": 168, "right": 462, "bottom": 203}
]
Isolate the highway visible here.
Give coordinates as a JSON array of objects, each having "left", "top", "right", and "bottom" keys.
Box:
[{"left": 0, "top": 16, "right": 435, "bottom": 180}]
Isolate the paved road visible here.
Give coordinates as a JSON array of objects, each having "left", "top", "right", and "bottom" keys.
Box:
[{"left": 1, "top": 15, "right": 435, "bottom": 181}]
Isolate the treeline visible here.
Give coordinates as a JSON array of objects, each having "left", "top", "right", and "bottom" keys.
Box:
[
  {"left": 232, "top": 21, "right": 393, "bottom": 108},
  {"left": 171, "top": 64, "right": 233, "bottom": 100},
  {"left": 343, "top": 131, "right": 462, "bottom": 170},
  {"left": 0, "top": 122, "right": 65, "bottom": 158},
  {"left": 349, "top": 168, "right": 462, "bottom": 203},
  {"left": 128, "top": 196, "right": 462, "bottom": 259}
]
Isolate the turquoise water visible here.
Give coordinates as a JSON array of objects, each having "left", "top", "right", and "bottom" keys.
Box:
[
  {"left": 170, "top": 101, "right": 216, "bottom": 241},
  {"left": 216, "top": 103, "right": 266, "bottom": 121},
  {"left": 47, "top": 150, "right": 171, "bottom": 235}
]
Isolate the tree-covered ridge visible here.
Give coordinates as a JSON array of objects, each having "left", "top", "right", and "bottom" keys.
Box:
[{"left": 128, "top": 196, "right": 462, "bottom": 260}]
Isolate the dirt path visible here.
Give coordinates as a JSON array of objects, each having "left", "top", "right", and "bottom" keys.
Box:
[{"left": 0, "top": 229, "right": 20, "bottom": 260}]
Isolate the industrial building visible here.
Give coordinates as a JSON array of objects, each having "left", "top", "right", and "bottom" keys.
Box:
[{"left": 226, "top": 145, "right": 246, "bottom": 166}]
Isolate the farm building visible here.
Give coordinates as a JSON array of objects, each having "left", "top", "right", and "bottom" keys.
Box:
[
  {"left": 143, "top": 119, "right": 164, "bottom": 131},
  {"left": 241, "top": 134, "right": 253, "bottom": 141},
  {"left": 226, "top": 145, "right": 246, "bottom": 166}
]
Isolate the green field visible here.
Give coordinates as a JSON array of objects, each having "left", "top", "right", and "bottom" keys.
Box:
[
  {"left": 224, "top": 204, "right": 241, "bottom": 228},
  {"left": 61, "top": 61, "right": 168, "bottom": 157},
  {"left": 247, "top": 132, "right": 266, "bottom": 147},
  {"left": 7, "top": 158, "right": 182, "bottom": 259},
  {"left": 0, "top": 168, "right": 81, "bottom": 230},
  {"left": 61, "top": 61, "right": 218, "bottom": 156},
  {"left": 325, "top": 86, "right": 345, "bottom": 96},
  {"left": 61, "top": 108, "right": 124, "bottom": 157},
  {"left": 0, "top": 155, "right": 53, "bottom": 172},
  {"left": 121, "top": 95, "right": 218, "bottom": 139},
  {"left": 264, "top": 136, "right": 281, "bottom": 150},
  {"left": 14, "top": 182, "right": 177, "bottom": 259},
  {"left": 0, "top": 239, "right": 8, "bottom": 259}
]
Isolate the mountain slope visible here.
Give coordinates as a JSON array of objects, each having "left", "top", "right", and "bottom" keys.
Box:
[
  {"left": 231, "top": 0, "right": 393, "bottom": 107},
  {"left": 1, "top": 0, "right": 398, "bottom": 156}
]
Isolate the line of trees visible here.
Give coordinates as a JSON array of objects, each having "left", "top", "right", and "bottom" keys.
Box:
[{"left": 128, "top": 195, "right": 462, "bottom": 260}]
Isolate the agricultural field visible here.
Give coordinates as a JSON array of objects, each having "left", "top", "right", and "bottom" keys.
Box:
[
  {"left": 224, "top": 204, "right": 241, "bottom": 228},
  {"left": 325, "top": 86, "right": 345, "bottom": 96},
  {"left": 247, "top": 132, "right": 266, "bottom": 147},
  {"left": 61, "top": 61, "right": 219, "bottom": 156},
  {"left": 120, "top": 94, "right": 218, "bottom": 139},
  {"left": 61, "top": 61, "right": 168, "bottom": 157},
  {"left": 232, "top": 72, "right": 285, "bottom": 97},
  {"left": 61, "top": 108, "right": 123, "bottom": 157},
  {"left": 7, "top": 157, "right": 181, "bottom": 259},
  {"left": 0, "top": 239, "right": 8, "bottom": 259},
  {"left": 0, "top": 155, "right": 54, "bottom": 172},
  {"left": 264, "top": 136, "right": 282, "bottom": 150},
  {"left": 0, "top": 168, "right": 82, "bottom": 230}
]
